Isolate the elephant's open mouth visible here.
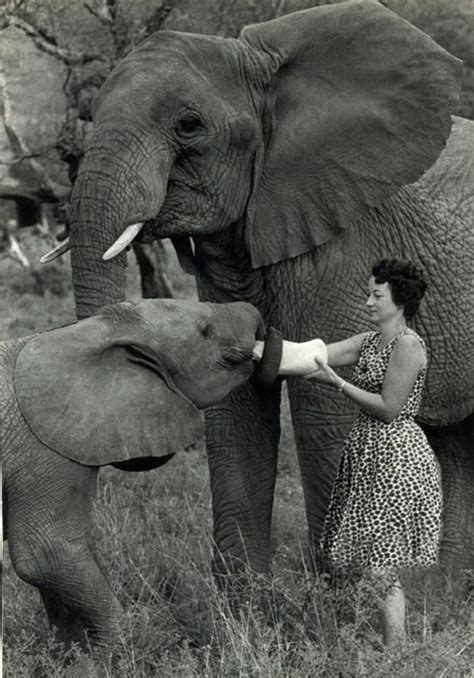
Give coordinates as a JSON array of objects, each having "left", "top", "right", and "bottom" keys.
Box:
[{"left": 134, "top": 219, "right": 157, "bottom": 244}]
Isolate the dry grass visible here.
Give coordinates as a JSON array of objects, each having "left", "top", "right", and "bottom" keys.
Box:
[{"left": 2, "top": 231, "right": 473, "bottom": 677}]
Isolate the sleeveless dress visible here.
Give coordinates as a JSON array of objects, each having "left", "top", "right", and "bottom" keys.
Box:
[{"left": 320, "top": 329, "right": 442, "bottom": 569}]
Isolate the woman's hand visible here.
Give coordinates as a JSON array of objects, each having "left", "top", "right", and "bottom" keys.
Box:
[{"left": 304, "top": 357, "right": 345, "bottom": 390}]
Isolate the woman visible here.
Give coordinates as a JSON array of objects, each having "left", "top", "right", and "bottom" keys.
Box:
[{"left": 306, "top": 258, "right": 442, "bottom": 645}]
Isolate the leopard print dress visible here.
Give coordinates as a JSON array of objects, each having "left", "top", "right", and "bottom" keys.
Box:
[{"left": 320, "top": 329, "right": 442, "bottom": 569}]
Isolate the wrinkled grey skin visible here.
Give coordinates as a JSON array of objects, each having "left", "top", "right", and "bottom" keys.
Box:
[
  {"left": 68, "top": 1, "right": 474, "bottom": 574},
  {"left": 2, "top": 298, "right": 265, "bottom": 648}
]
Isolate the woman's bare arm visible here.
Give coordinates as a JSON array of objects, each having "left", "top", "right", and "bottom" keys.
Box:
[
  {"left": 306, "top": 333, "right": 426, "bottom": 423},
  {"left": 326, "top": 332, "right": 369, "bottom": 367}
]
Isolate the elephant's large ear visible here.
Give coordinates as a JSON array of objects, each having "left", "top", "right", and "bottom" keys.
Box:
[
  {"left": 14, "top": 305, "right": 203, "bottom": 467},
  {"left": 240, "top": 1, "right": 461, "bottom": 267}
]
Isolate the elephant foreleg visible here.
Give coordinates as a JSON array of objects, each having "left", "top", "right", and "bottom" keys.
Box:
[
  {"left": 205, "top": 379, "right": 282, "bottom": 580},
  {"left": 6, "top": 453, "right": 123, "bottom": 651},
  {"left": 40, "top": 588, "right": 85, "bottom": 646},
  {"left": 287, "top": 377, "right": 355, "bottom": 565},
  {"left": 36, "top": 556, "right": 123, "bottom": 651}
]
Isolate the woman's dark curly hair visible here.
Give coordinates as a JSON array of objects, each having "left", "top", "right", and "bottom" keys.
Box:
[{"left": 372, "top": 258, "right": 427, "bottom": 320}]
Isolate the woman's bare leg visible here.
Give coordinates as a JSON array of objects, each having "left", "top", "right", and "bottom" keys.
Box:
[
  {"left": 379, "top": 578, "right": 406, "bottom": 645},
  {"left": 371, "top": 569, "right": 406, "bottom": 646}
]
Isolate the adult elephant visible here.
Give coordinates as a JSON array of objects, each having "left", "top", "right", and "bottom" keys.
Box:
[{"left": 59, "top": 2, "right": 473, "bottom": 572}]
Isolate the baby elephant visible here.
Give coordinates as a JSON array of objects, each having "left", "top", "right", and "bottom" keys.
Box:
[{"left": 2, "top": 298, "right": 275, "bottom": 650}]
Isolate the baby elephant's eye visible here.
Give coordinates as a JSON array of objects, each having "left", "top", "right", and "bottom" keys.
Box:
[
  {"left": 175, "top": 113, "right": 205, "bottom": 137},
  {"left": 198, "top": 320, "right": 213, "bottom": 339}
]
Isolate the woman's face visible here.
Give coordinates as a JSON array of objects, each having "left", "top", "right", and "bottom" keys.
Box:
[{"left": 365, "top": 276, "right": 404, "bottom": 325}]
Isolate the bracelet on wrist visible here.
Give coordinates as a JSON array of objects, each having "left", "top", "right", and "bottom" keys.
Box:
[{"left": 338, "top": 380, "right": 346, "bottom": 393}]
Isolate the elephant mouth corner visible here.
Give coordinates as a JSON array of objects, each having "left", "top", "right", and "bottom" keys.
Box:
[
  {"left": 134, "top": 220, "right": 158, "bottom": 243},
  {"left": 221, "top": 346, "right": 254, "bottom": 367}
]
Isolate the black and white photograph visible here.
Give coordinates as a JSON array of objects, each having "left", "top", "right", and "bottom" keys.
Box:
[{"left": 1, "top": 0, "right": 473, "bottom": 675}]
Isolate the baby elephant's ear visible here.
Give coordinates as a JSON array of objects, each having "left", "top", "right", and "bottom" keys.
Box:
[{"left": 14, "top": 315, "right": 204, "bottom": 467}]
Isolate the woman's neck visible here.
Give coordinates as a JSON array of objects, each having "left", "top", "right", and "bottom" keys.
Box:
[{"left": 378, "top": 317, "right": 407, "bottom": 347}]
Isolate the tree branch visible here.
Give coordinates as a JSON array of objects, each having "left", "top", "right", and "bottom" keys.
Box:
[{"left": 6, "top": 15, "right": 109, "bottom": 65}]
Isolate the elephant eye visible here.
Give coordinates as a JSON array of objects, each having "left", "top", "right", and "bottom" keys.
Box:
[
  {"left": 175, "top": 113, "right": 205, "bottom": 137},
  {"left": 198, "top": 320, "right": 213, "bottom": 339}
]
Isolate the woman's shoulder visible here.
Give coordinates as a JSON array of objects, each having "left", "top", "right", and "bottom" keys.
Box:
[
  {"left": 398, "top": 328, "right": 427, "bottom": 351},
  {"left": 392, "top": 329, "right": 427, "bottom": 368}
]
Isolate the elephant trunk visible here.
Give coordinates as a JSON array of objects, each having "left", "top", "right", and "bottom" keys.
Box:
[
  {"left": 70, "top": 177, "right": 128, "bottom": 320},
  {"left": 69, "top": 125, "right": 171, "bottom": 319}
]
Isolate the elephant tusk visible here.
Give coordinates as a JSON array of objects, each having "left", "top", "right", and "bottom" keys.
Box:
[
  {"left": 102, "top": 222, "right": 144, "bottom": 260},
  {"left": 40, "top": 236, "right": 71, "bottom": 263},
  {"left": 252, "top": 341, "right": 265, "bottom": 361}
]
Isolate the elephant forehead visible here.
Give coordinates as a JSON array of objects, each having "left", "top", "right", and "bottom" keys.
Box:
[
  {"left": 97, "top": 32, "right": 248, "bottom": 116},
  {"left": 126, "top": 300, "right": 224, "bottom": 351},
  {"left": 133, "top": 298, "right": 213, "bottom": 327},
  {"left": 129, "top": 31, "right": 243, "bottom": 81}
]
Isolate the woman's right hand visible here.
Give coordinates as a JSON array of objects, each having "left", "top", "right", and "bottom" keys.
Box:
[
  {"left": 303, "top": 356, "right": 327, "bottom": 381},
  {"left": 304, "top": 357, "right": 342, "bottom": 387}
]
